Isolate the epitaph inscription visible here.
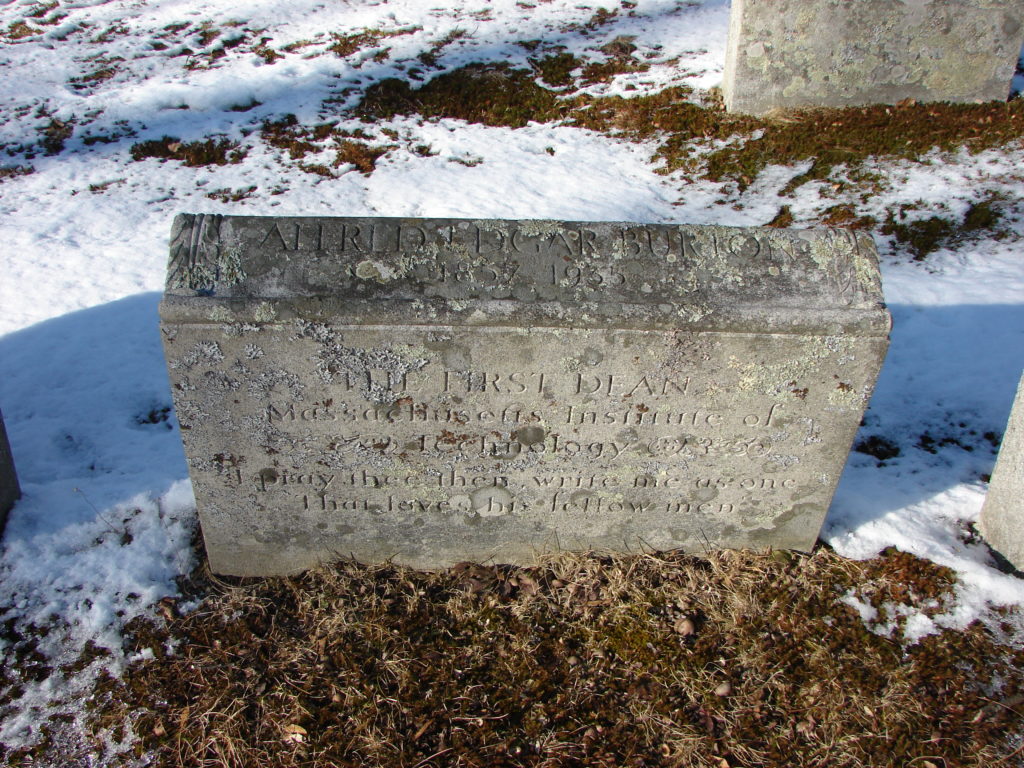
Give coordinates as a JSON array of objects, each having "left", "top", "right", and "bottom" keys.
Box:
[{"left": 160, "top": 216, "right": 890, "bottom": 575}]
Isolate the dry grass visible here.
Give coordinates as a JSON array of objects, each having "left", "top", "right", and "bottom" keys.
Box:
[{"left": 80, "top": 547, "right": 1024, "bottom": 768}]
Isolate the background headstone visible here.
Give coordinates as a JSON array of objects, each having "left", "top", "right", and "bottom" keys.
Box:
[
  {"left": 160, "top": 214, "right": 890, "bottom": 576},
  {"left": 0, "top": 407, "right": 20, "bottom": 534},
  {"left": 980, "top": 372, "right": 1024, "bottom": 570},
  {"left": 723, "top": 0, "right": 1024, "bottom": 115}
]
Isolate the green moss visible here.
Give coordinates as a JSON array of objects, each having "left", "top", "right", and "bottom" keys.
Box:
[
  {"left": 357, "top": 67, "right": 1024, "bottom": 192},
  {"left": 579, "top": 57, "right": 649, "bottom": 85},
  {"left": 575, "top": 87, "right": 719, "bottom": 142},
  {"left": 767, "top": 205, "right": 794, "bottom": 228},
  {"left": 358, "top": 63, "right": 569, "bottom": 128},
  {"left": 962, "top": 199, "right": 1002, "bottom": 232},
  {"left": 881, "top": 214, "right": 956, "bottom": 260},
  {"left": 129, "top": 136, "right": 246, "bottom": 166},
  {"left": 532, "top": 52, "right": 581, "bottom": 88},
  {"left": 819, "top": 204, "right": 877, "bottom": 229},
  {"left": 328, "top": 26, "right": 419, "bottom": 57},
  {"left": 599, "top": 611, "right": 667, "bottom": 664},
  {"left": 704, "top": 101, "right": 1024, "bottom": 192},
  {"left": 881, "top": 196, "right": 1005, "bottom": 260}
]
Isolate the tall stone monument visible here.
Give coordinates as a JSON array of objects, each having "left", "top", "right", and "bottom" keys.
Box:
[
  {"left": 980, "top": 373, "right": 1024, "bottom": 571},
  {"left": 160, "top": 215, "right": 890, "bottom": 576},
  {"left": 0, "top": 407, "right": 20, "bottom": 534},
  {"left": 723, "top": 0, "right": 1024, "bottom": 115}
]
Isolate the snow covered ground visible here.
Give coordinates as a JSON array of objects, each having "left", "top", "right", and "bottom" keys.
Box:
[{"left": 1, "top": 0, "right": 1023, "bottom": 756}]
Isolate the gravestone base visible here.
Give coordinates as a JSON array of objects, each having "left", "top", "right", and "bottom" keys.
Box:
[
  {"left": 161, "top": 216, "right": 890, "bottom": 576},
  {"left": 0, "top": 408, "right": 20, "bottom": 535},
  {"left": 980, "top": 374, "right": 1024, "bottom": 571}
]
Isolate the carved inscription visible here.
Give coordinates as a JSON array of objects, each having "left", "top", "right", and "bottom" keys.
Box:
[
  {"left": 179, "top": 327, "right": 837, "bottom": 544},
  {"left": 160, "top": 215, "right": 890, "bottom": 574},
  {"left": 251, "top": 219, "right": 849, "bottom": 265},
  {"left": 181, "top": 217, "right": 880, "bottom": 308},
  {"left": 168, "top": 214, "right": 244, "bottom": 291}
]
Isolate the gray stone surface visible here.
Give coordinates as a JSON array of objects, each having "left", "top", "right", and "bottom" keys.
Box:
[
  {"left": 0, "top": 407, "right": 20, "bottom": 534},
  {"left": 980, "top": 373, "right": 1024, "bottom": 570},
  {"left": 160, "top": 214, "right": 890, "bottom": 576},
  {"left": 723, "top": 0, "right": 1024, "bottom": 115}
]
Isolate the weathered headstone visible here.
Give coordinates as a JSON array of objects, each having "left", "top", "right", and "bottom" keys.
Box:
[
  {"left": 160, "top": 214, "right": 890, "bottom": 576},
  {"left": 980, "top": 373, "right": 1024, "bottom": 571},
  {"left": 723, "top": 0, "right": 1024, "bottom": 115},
  {"left": 0, "top": 407, "right": 20, "bottom": 534}
]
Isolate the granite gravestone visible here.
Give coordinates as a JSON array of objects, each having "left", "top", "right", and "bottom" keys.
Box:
[
  {"left": 980, "top": 373, "right": 1024, "bottom": 571},
  {"left": 0, "top": 407, "right": 20, "bottom": 534},
  {"left": 160, "top": 215, "right": 890, "bottom": 576},
  {"left": 723, "top": 0, "right": 1024, "bottom": 115}
]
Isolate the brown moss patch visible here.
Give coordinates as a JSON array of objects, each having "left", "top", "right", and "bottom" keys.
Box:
[
  {"left": 335, "top": 139, "right": 389, "bottom": 174},
  {"left": 700, "top": 101, "right": 1024, "bottom": 192},
  {"left": 0, "top": 165, "right": 34, "bottom": 181},
  {"left": 40, "top": 118, "right": 73, "bottom": 155},
  {"left": 579, "top": 57, "right": 650, "bottom": 85},
  {"left": 92, "top": 24, "right": 129, "bottom": 44},
  {"left": 572, "top": 86, "right": 713, "bottom": 137},
  {"left": 766, "top": 205, "right": 794, "bottom": 228},
  {"left": 253, "top": 43, "right": 283, "bottom": 64},
  {"left": 328, "top": 26, "right": 420, "bottom": 58},
  {"left": 417, "top": 28, "right": 469, "bottom": 68},
  {"left": 261, "top": 114, "right": 318, "bottom": 158},
  {"left": 129, "top": 136, "right": 246, "bottom": 166},
  {"left": 355, "top": 67, "right": 1024, "bottom": 193},
  {"left": 82, "top": 67, "right": 117, "bottom": 83},
  {"left": 260, "top": 116, "right": 392, "bottom": 175},
  {"left": 89, "top": 548, "right": 1024, "bottom": 768},
  {"left": 6, "top": 21, "right": 39, "bottom": 39},
  {"left": 586, "top": 7, "right": 619, "bottom": 28},
  {"left": 27, "top": 2, "right": 58, "bottom": 18},
  {"left": 356, "top": 68, "right": 718, "bottom": 137},
  {"left": 196, "top": 26, "right": 220, "bottom": 47},
  {"left": 206, "top": 185, "right": 257, "bottom": 202},
  {"left": 69, "top": 59, "right": 124, "bottom": 90},
  {"left": 359, "top": 63, "right": 569, "bottom": 128},
  {"left": 819, "top": 204, "right": 877, "bottom": 230}
]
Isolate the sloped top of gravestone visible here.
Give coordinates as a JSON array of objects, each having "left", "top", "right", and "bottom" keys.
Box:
[{"left": 160, "top": 214, "right": 890, "bottom": 335}]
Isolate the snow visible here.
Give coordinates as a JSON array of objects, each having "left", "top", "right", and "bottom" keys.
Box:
[{"left": 1, "top": 0, "right": 1023, "bottom": 757}]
